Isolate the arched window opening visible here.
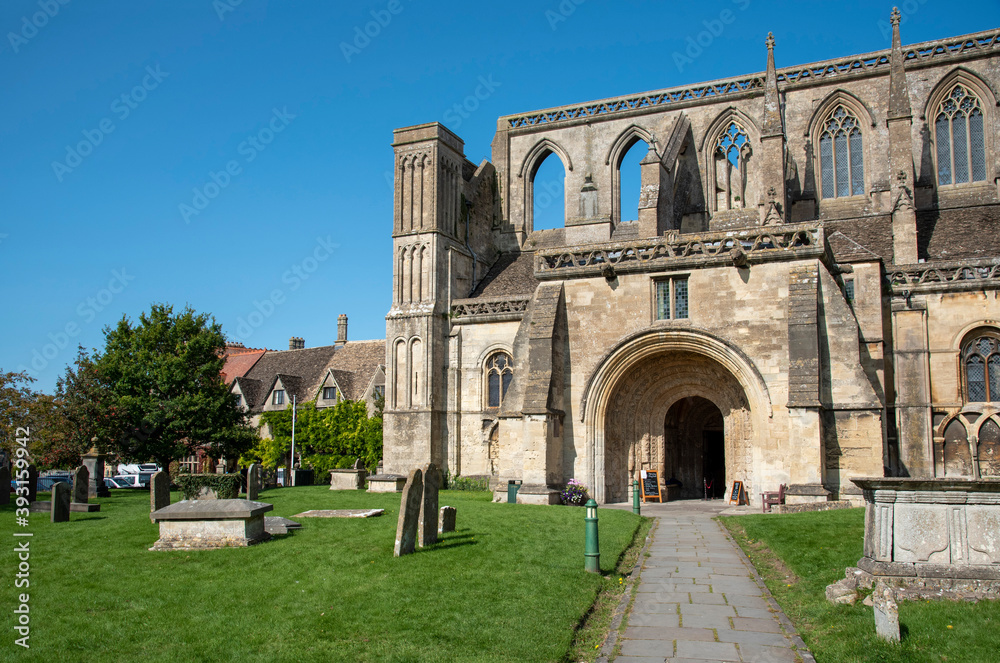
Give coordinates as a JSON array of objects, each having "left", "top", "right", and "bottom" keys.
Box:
[
  {"left": 714, "top": 122, "right": 751, "bottom": 210},
  {"left": 935, "top": 84, "right": 987, "bottom": 186},
  {"left": 979, "top": 418, "right": 1000, "bottom": 477},
  {"left": 943, "top": 418, "right": 972, "bottom": 477},
  {"left": 531, "top": 153, "right": 565, "bottom": 231},
  {"left": 485, "top": 352, "right": 513, "bottom": 409},
  {"left": 819, "top": 105, "right": 864, "bottom": 198},
  {"left": 963, "top": 331, "right": 1000, "bottom": 402},
  {"left": 618, "top": 139, "right": 647, "bottom": 224}
]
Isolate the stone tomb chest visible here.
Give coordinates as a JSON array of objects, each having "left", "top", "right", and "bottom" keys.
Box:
[
  {"left": 853, "top": 478, "right": 1000, "bottom": 584},
  {"left": 150, "top": 499, "right": 273, "bottom": 551}
]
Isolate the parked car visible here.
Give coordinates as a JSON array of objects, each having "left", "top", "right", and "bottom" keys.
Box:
[
  {"left": 111, "top": 475, "right": 143, "bottom": 489},
  {"left": 36, "top": 476, "right": 72, "bottom": 492},
  {"left": 104, "top": 477, "right": 133, "bottom": 489}
]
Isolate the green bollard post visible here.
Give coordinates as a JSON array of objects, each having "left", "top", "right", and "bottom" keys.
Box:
[
  {"left": 584, "top": 499, "right": 600, "bottom": 573},
  {"left": 632, "top": 479, "right": 641, "bottom": 515}
]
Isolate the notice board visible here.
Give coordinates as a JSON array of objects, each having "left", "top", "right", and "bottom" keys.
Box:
[
  {"left": 640, "top": 470, "right": 662, "bottom": 502},
  {"left": 728, "top": 480, "right": 746, "bottom": 505}
]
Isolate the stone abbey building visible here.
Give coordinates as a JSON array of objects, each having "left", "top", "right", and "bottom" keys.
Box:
[{"left": 383, "top": 14, "right": 1000, "bottom": 505}]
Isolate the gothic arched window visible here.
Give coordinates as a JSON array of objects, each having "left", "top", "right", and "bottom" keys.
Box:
[
  {"left": 714, "top": 122, "right": 750, "bottom": 210},
  {"left": 935, "top": 84, "right": 987, "bottom": 186},
  {"left": 963, "top": 331, "right": 1000, "bottom": 402},
  {"left": 485, "top": 352, "right": 513, "bottom": 408},
  {"left": 819, "top": 105, "right": 864, "bottom": 198}
]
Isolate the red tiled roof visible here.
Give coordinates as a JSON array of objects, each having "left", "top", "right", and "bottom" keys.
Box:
[{"left": 221, "top": 349, "right": 266, "bottom": 384}]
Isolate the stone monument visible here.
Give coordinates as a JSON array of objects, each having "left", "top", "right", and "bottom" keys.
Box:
[
  {"left": 393, "top": 467, "right": 422, "bottom": 557},
  {"left": 150, "top": 499, "right": 273, "bottom": 550},
  {"left": 72, "top": 465, "right": 89, "bottom": 504},
  {"left": 246, "top": 463, "right": 261, "bottom": 500},
  {"left": 0, "top": 465, "right": 10, "bottom": 506},
  {"left": 150, "top": 471, "right": 170, "bottom": 517},
  {"left": 418, "top": 463, "right": 441, "bottom": 547},
  {"left": 439, "top": 506, "right": 456, "bottom": 534},
  {"left": 81, "top": 443, "right": 110, "bottom": 498},
  {"left": 872, "top": 582, "right": 900, "bottom": 642},
  {"left": 51, "top": 481, "right": 70, "bottom": 523}
]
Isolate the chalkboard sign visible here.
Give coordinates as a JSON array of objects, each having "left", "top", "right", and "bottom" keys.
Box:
[
  {"left": 641, "top": 470, "right": 662, "bottom": 502},
  {"left": 728, "top": 480, "right": 746, "bottom": 505}
]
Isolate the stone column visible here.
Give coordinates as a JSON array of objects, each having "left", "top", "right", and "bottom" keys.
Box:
[
  {"left": 891, "top": 302, "right": 933, "bottom": 477},
  {"left": 81, "top": 445, "right": 110, "bottom": 498}
]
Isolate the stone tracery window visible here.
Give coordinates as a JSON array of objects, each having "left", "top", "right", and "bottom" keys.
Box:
[
  {"left": 714, "top": 122, "right": 750, "bottom": 210},
  {"left": 963, "top": 331, "right": 1000, "bottom": 402},
  {"left": 485, "top": 352, "right": 513, "bottom": 408},
  {"left": 935, "top": 84, "right": 987, "bottom": 186},
  {"left": 819, "top": 105, "right": 864, "bottom": 198}
]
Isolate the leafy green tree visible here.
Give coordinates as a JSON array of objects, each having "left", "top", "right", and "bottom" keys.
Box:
[
  {"left": 0, "top": 370, "right": 36, "bottom": 464},
  {"left": 92, "top": 304, "right": 257, "bottom": 475}
]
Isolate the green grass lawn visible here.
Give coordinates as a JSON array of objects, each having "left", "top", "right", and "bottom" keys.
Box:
[
  {"left": 720, "top": 509, "right": 1000, "bottom": 663},
  {"left": 2, "top": 487, "right": 641, "bottom": 662}
]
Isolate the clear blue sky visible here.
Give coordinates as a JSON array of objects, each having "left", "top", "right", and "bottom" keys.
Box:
[{"left": 2, "top": 0, "right": 996, "bottom": 393}]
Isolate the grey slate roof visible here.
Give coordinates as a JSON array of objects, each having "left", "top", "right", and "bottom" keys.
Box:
[
  {"left": 326, "top": 340, "right": 385, "bottom": 401},
  {"left": 241, "top": 345, "right": 338, "bottom": 413},
  {"left": 469, "top": 251, "right": 540, "bottom": 298}
]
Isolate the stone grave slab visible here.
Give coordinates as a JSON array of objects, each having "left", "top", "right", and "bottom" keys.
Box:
[
  {"left": 264, "top": 516, "right": 303, "bottom": 535},
  {"left": 394, "top": 468, "right": 422, "bottom": 557},
  {"left": 72, "top": 465, "right": 89, "bottom": 504},
  {"left": 419, "top": 463, "right": 441, "bottom": 547},
  {"left": 367, "top": 474, "right": 407, "bottom": 492},
  {"left": 150, "top": 471, "right": 170, "bottom": 519},
  {"left": 51, "top": 482, "right": 70, "bottom": 523},
  {"left": 246, "top": 463, "right": 261, "bottom": 500},
  {"left": 329, "top": 468, "right": 366, "bottom": 490},
  {"left": 439, "top": 506, "right": 456, "bottom": 533},
  {"left": 293, "top": 509, "right": 384, "bottom": 518},
  {"left": 150, "top": 499, "right": 272, "bottom": 551}
]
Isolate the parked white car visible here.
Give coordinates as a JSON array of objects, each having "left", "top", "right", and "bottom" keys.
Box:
[{"left": 112, "top": 475, "right": 143, "bottom": 489}]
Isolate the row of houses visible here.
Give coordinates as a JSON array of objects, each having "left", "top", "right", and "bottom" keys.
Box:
[{"left": 197, "top": 315, "right": 385, "bottom": 473}]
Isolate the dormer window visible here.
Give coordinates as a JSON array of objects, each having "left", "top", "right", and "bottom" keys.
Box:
[
  {"left": 323, "top": 386, "right": 339, "bottom": 401},
  {"left": 272, "top": 389, "right": 285, "bottom": 406}
]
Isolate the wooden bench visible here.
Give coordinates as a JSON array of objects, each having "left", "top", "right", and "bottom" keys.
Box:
[{"left": 761, "top": 484, "right": 786, "bottom": 513}]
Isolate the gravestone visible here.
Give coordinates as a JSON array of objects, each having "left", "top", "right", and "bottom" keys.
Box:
[
  {"left": 81, "top": 445, "right": 110, "bottom": 498},
  {"left": 353, "top": 458, "right": 363, "bottom": 470},
  {"left": 27, "top": 464, "right": 38, "bottom": 503},
  {"left": 0, "top": 465, "right": 10, "bottom": 506},
  {"left": 439, "top": 506, "right": 456, "bottom": 534},
  {"left": 393, "top": 468, "right": 423, "bottom": 557},
  {"left": 418, "top": 463, "right": 441, "bottom": 547},
  {"left": 72, "top": 465, "right": 89, "bottom": 504},
  {"left": 247, "top": 463, "right": 261, "bottom": 500},
  {"left": 51, "top": 481, "right": 70, "bottom": 523},
  {"left": 150, "top": 471, "right": 170, "bottom": 516},
  {"left": 873, "top": 582, "right": 900, "bottom": 642}
]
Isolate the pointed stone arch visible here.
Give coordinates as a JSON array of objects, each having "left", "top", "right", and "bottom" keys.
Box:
[
  {"left": 605, "top": 124, "right": 659, "bottom": 225},
  {"left": 517, "top": 138, "right": 572, "bottom": 233},
  {"left": 923, "top": 67, "right": 997, "bottom": 188},
  {"left": 805, "top": 90, "right": 875, "bottom": 201},
  {"left": 581, "top": 328, "right": 772, "bottom": 503},
  {"left": 700, "top": 107, "right": 763, "bottom": 214}
]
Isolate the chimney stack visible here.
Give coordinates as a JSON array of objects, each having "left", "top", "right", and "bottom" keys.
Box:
[
  {"left": 288, "top": 337, "right": 304, "bottom": 350},
  {"left": 337, "top": 314, "right": 348, "bottom": 345}
]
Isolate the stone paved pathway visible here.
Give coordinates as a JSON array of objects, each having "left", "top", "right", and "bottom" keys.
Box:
[{"left": 605, "top": 500, "right": 814, "bottom": 663}]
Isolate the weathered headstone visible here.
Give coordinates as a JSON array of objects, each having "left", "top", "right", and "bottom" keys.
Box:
[
  {"left": 247, "top": 463, "right": 261, "bottom": 501},
  {"left": 72, "top": 465, "right": 90, "bottom": 504},
  {"left": 82, "top": 443, "right": 110, "bottom": 498},
  {"left": 873, "top": 582, "right": 900, "bottom": 642},
  {"left": 393, "top": 468, "right": 423, "bottom": 557},
  {"left": 418, "top": 463, "right": 441, "bottom": 547},
  {"left": 51, "top": 481, "right": 70, "bottom": 523},
  {"left": 150, "top": 471, "right": 170, "bottom": 516},
  {"left": 26, "top": 464, "right": 38, "bottom": 503},
  {"left": 439, "top": 505, "right": 456, "bottom": 534},
  {"left": 353, "top": 458, "right": 363, "bottom": 470},
  {"left": 0, "top": 465, "right": 10, "bottom": 506}
]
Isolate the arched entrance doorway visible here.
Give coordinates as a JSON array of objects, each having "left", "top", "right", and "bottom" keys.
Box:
[
  {"left": 664, "top": 397, "right": 726, "bottom": 499},
  {"left": 584, "top": 329, "right": 771, "bottom": 504}
]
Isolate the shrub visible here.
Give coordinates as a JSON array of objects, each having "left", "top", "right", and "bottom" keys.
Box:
[
  {"left": 174, "top": 473, "right": 241, "bottom": 500},
  {"left": 442, "top": 471, "right": 490, "bottom": 492},
  {"left": 560, "top": 478, "right": 588, "bottom": 506}
]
